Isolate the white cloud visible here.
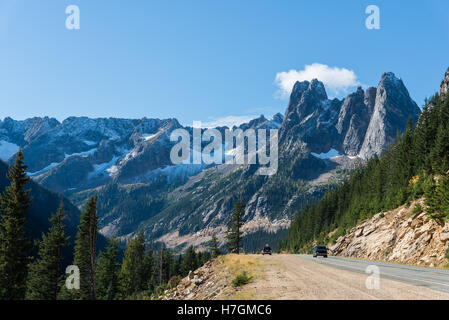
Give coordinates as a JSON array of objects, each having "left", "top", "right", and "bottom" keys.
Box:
[
  {"left": 275, "top": 63, "right": 360, "bottom": 99},
  {"left": 201, "top": 115, "right": 257, "bottom": 128}
]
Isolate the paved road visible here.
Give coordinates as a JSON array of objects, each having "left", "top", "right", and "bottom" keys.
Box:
[{"left": 296, "top": 254, "right": 449, "bottom": 294}]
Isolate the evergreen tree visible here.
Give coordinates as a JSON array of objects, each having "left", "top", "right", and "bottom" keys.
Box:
[
  {"left": 430, "top": 124, "right": 449, "bottom": 174},
  {"left": 142, "top": 248, "right": 155, "bottom": 293},
  {"left": 226, "top": 199, "right": 245, "bottom": 254},
  {"left": 164, "top": 249, "right": 175, "bottom": 281},
  {"left": 0, "top": 150, "right": 32, "bottom": 300},
  {"left": 154, "top": 246, "right": 165, "bottom": 286},
  {"left": 120, "top": 232, "right": 146, "bottom": 297},
  {"left": 96, "top": 238, "right": 120, "bottom": 300},
  {"left": 26, "top": 205, "right": 69, "bottom": 300},
  {"left": 74, "top": 196, "right": 98, "bottom": 300},
  {"left": 180, "top": 246, "right": 197, "bottom": 276},
  {"left": 209, "top": 233, "right": 221, "bottom": 258}
]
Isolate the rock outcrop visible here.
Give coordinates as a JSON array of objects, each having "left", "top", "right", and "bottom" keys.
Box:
[
  {"left": 163, "top": 258, "right": 235, "bottom": 300},
  {"left": 441, "top": 67, "right": 449, "bottom": 98},
  {"left": 329, "top": 199, "right": 449, "bottom": 267}
]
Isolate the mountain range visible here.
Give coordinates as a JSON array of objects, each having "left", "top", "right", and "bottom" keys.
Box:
[{"left": 0, "top": 71, "right": 420, "bottom": 251}]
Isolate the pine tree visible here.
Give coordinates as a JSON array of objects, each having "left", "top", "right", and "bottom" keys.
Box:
[
  {"left": 180, "top": 246, "right": 197, "bottom": 276},
  {"left": 26, "top": 205, "right": 69, "bottom": 300},
  {"left": 142, "top": 248, "right": 154, "bottom": 293},
  {"left": 226, "top": 199, "right": 245, "bottom": 254},
  {"left": 0, "top": 150, "right": 32, "bottom": 300},
  {"left": 120, "top": 232, "right": 146, "bottom": 297},
  {"left": 209, "top": 233, "right": 221, "bottom": 258},
  {"left": 74, "top": 196, "right": 98, "bottom": 300},
  {"left": 96, "top": 238, "right": 120, "bottom": 300},
  {"left": 154, "top": 246, "right": 165, "bottom": 286},
  {"left": 430, "top": 124, "right": 449, "bottom": 174}
]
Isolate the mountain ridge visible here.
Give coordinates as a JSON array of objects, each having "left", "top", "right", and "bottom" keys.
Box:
[{"left": 0, "top": 71, "right": 421, "bottom": 251}]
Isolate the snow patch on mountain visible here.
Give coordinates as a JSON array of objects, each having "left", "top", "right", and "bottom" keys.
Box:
[
  {"left": 312, "top": 148, "right": 340, "bottom": 159},
  {"left": 88, "top": 156, "right": 120, "bottom": 180},
  {"left": 27, "top": 162, "right": 60, "bottom": 177},
  {"left": 143, "top": 134, "right": 156, "bottom": 141},
  {"left": 65, "top": 148, "right": 98, "bottom": 158}
]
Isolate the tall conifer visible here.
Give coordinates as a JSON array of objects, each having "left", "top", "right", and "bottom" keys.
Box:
[
  {"left": 0, "top": 150, "right": 32, "bottom": 300},
  {"left": 26, "top": 205, "right": 69, "bottom": 300},
  {"left": 74, "top": 196, "right": 98, "bottom": 300}
]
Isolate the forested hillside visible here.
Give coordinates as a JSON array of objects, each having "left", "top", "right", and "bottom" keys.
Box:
[
  {"left": 281, "top": 91, "right": 449, "bottom": 253},
  {"left": 0, "top": 159, "right": 92, "bottom": 264}
]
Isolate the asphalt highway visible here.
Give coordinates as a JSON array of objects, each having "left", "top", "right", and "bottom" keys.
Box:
[{"left": 296, "top": 254, "right": 449, "bottom": 294}]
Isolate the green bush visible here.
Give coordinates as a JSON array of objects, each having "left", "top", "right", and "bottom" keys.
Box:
[
  {"left": 167, "top": 275, "right": 183, "bottom": 289},
  {"left": 232, "top": 272, "right": 252, "bottom": 287},
  {"left": 412, "top": 203, "right": 423, "bottom": 217}
]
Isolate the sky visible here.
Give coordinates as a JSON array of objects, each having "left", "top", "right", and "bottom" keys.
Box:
[{"left": 0, "top": 0, "right": 449, "bottom": 126}]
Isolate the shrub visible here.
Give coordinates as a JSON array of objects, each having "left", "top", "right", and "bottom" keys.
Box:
[
  {"left": 232, "top": 271, "right": 252, "bottom": 287},
  {"left": 412, "top": 203, "right": 423, "bottom": 217},
  {"left": 167, "top": 275, "right": 183, "bottom": 289}
]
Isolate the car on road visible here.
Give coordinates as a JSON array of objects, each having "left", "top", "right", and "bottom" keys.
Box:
[
  {"left": 262, "top": 244, "right": 272, "bottom": 255},
  {"left": 313, "top": 246, "right": 328, "bottom": 258}
]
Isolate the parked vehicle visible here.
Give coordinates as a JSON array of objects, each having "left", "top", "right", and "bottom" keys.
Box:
[
  {"left": 262, "top": 244, "right": 272, "bottom": 255},
  {"left": 313, "top": 246, "right": 328, "bottom": 258}
]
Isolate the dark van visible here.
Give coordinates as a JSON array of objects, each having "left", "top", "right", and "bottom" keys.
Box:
[{"left": 313, "top": 246, "right": 328, "bottom": 258}]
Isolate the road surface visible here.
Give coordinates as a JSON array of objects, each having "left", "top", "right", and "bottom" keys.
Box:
[
  {"left": 297, "top": 254, "right": 449, "bottom": 294},
  {"left": 240, "top": 254, "right": 449, "bottom": 300}
]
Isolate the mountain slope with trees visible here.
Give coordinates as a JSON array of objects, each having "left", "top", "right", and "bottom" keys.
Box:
[{"left": 281, "top": 69, "right": 449, "bottom": 254}]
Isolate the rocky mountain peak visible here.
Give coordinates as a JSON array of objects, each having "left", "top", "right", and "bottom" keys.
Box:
[
  {"left": 272, "top": 112, "right": 284, "bottom": 123},
  {"left": 280, "top": 79, "right": 331, "bottom": 145},
  {"left": 279, "top": 72, "right": 420, "bottom": 159},
  {"left": 440, "top": 67, "right": 449, "bottom": 98},
  {"left": 358, "top": 72, "right": 420, "bottom": 159}
]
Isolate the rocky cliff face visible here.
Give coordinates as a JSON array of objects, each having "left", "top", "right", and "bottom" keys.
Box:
[
  {"left": 359, "top": 73, "right": 421, "bottom": 159},
  {"left": 279, "top": 72, "right": 420, "bottom": 159},
  {"left": 329, "top": 199, "right": 449, "bottom": 267}
]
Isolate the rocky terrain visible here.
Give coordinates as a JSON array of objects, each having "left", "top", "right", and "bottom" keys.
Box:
[
  {"left": 329, "top": 199, "right": 449, "bottom": 267},
  {"left": 163, "top": 258, "right": 228, "bottom": 300}
]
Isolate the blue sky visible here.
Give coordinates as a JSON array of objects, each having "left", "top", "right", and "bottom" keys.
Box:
[{"left": 1, "top": 0, "right": 448, "bottom": 126}]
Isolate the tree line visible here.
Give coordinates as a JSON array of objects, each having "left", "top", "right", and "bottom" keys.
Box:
[
  {"left": 281, "top": 91, "right": 449, "bottom": 253},
  {"left": 0, "top": 150, "right": 249, "bottom": 300}
]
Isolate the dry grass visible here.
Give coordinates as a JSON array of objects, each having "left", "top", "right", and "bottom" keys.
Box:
[
  {"left": 226, "top": 290, "right": 256, "bottom": 300},
  {"left": 216, "top": 254, "right": 261, "bottom": 300},
  {"left": 220, "top": 254, "right": 260, "bottom": 279}
]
